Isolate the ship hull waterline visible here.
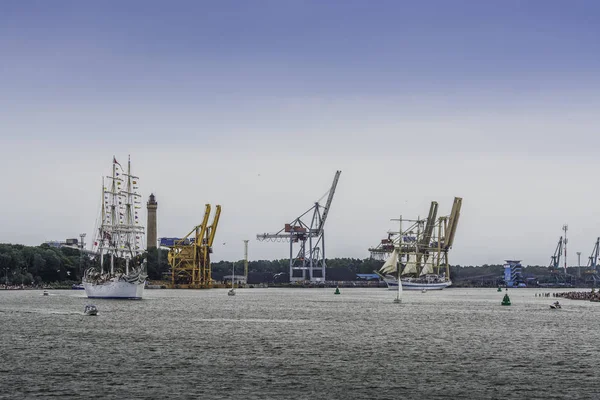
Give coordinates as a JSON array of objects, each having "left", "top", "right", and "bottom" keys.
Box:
[
  {"left": 83, "top": 281, "right": 145, "bottom": 300},
  {"left": 384, "top": 278, "right": 451, "bottom": 291}
]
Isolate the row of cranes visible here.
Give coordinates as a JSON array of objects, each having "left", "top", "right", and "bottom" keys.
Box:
[
  {"left": 160, "top": 171, "right": 342, "bottom": 287},
  {"left": 549, "top": 231, "right": 600, "bottom": 284},
  {"left": 160, "top": 170, "right": 460, "bottom": 286}
]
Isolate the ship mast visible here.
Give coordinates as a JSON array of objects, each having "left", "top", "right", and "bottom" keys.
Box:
[
  {"left": 396, "top": 216, "right": 403, "bottom": 303},
  {"left": 110, "top": 158, "right": 117, "bottom": 275},
  {"left": 125, "top": 156, "right": 132, "bottom": 274},
  {"left": 99, "top": 177, "right": 105, "bottom": 274},
  {"left": 94, "top": 156, "right": 145, "bottom": 278}
]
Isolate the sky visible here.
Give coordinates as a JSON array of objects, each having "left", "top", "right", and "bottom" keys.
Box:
[{"left": 1, "top": 0, "right": 600, "bottom": 266}]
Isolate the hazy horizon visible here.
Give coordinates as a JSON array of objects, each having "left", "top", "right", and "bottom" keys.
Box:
[{"left": 1, "top": 1, "right": 599, "bottom": 266}]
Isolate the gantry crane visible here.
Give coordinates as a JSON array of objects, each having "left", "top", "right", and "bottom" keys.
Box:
[
  {"left": 584, "top": 237, "right": 600, "bottom": 284},
  {"left": 256, "top": 171, "right": 341, "bottom": 282},
  {"left": 370, "top": 201, "right": 439, "bottom": 261},
  {"left": 167, "top": 204, "right": 221, "bottom": 288},
  {"left": 588, "top": 238, "right": 599, "bottom": 270},
  {"left": 370, "top": 197, "right": 462, "bottom": 281},
  {"left": 549, "top": 236, "right": 563, "bottom": 270}
]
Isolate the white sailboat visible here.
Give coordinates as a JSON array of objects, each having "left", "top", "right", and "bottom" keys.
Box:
[
  {"left": 83, "top": 156, "right": 147, "bottom": 299},
  {"left": 380, "top": 218, "right": 404, "bottom": 303},
  {"left": 228, "top": 262, "right": 236, "bottom": 296},
  {"left": 383, "top": 250, "right": 402, "bottom": 303}
]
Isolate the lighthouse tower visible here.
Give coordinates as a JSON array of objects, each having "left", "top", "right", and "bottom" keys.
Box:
[{"left": 147, "top": 193, "right": 158, "bottom": 249}]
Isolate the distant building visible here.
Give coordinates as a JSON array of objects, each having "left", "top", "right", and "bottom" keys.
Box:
[
  {"left": 45, "top": 238, "right": 78, "bottom": 248},
  {"left": 504, "top": 260, "right": 524, "bottom": 287},
  {"left": 356, "top": 273, "right": 381, "bottom": 281},
  {"left": 223, "top": 275, "right": 247, "bottom": 285},
  {"left": 147, "top": 193, "right": 158, "bottom": 249}
]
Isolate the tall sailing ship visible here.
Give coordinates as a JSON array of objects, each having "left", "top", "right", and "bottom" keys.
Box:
[
  {"left": 371, "top": 198, "right": 462, "bottom": 291},
  {"left": 83, "top": 156, "right": 147, "bottom": 299},
  {"left": 379, "top": 250, "right": 452, "bottom": 291}
]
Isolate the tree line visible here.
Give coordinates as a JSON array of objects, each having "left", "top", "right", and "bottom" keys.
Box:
[
  {"left": 1, "top": 243, "right": 563, "bottom": 286},
  {"left": 0, "top": 243, "right": 92, "bottom": 285}
]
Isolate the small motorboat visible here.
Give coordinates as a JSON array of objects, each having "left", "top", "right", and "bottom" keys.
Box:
[
  {"left": 550, "top": 301, "right": 561, "bottom": 310},
  {"left": 228, "top": 289, "right": 236, "bottom": 296},
  {"left": 42, "top": 290, "right": 49, "bottom": 296},
  {"left": 421, "top": 289, "right": 427, "bottom": 293},
  {"left": 84, "top": 304, "right": 98, "bottom": 316}
]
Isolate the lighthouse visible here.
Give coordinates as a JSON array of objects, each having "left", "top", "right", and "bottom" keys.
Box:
[{"left": 147, "top": 193, "right": 157, "bottom": 249}]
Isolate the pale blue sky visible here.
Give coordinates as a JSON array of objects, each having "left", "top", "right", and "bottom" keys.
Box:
[{"left": 1, "top": 1, "right": 599, "bottom": 266}]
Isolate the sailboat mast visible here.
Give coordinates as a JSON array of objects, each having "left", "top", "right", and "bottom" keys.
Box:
[
  {"left": 398, "top": 216, "right": 402, "bottom": 301},
  {"left": 416, "top": 217, "right": 421, "bottom": 275}
]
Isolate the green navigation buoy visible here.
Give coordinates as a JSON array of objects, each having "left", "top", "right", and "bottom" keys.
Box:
[
  {"left": 334, "top": 286, "right": 341, "bottom": 295},
  {"left": 497, "top": 287, "right": 502, "bottom": 292},
  {"left": 501, "top": 293, "right": 511, "bottom": 306}
]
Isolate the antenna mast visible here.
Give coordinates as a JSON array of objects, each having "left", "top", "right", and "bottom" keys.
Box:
[{"left": 244, "top": 240, "right": 249, "bottom": 282}]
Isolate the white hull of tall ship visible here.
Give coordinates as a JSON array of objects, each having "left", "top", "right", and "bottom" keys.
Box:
[
  {"left": 383, "top": 276, "right": 451, "bottom": 291},
  {"left": 83, "top": 280, "right": 145, "bottom": 299}
]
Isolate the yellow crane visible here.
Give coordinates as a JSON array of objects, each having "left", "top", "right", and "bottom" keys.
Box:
[{"left": 167, "top": 204, "right": 221, "bottom": 288}]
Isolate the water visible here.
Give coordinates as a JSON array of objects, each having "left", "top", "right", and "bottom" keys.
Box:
[{"left": 1, "top": 288, "right": 599, "bottom": 399}]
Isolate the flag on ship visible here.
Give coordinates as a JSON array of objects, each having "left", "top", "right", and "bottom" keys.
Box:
[{"left": 113, "top": 157, "right": 122, "bottom": 169}]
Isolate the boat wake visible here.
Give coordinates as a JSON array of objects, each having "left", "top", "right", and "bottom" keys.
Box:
[{"left": 0, "top": 308, "right": 86, "bottom": 316}]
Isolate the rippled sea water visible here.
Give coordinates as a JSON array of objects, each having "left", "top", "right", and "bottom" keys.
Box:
[{"left": 1, "top": 288, "right": 599, "bottom": 399}]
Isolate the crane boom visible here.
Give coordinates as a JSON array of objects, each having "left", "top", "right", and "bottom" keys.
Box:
[
  {"left": 195, "top": 204, "right": 212, "bottom": 244},
  {"left": 550, "top": 236, "right": 563, "bottom": 269},
  {"left": 206, "top": 205, "right": 221, "bottom": 247},
  {"left": 317, "top": 170, "right": 341, "bottom": 235},
  {"left": 444, "top": 197, "right": 462, "bottom": 249},
  {"left": 588, "top": 237, "right": 600, "bottom": 269},
  {"left": 256, "top": 233, "right": 291, "bottom": 240},
  {"left": 419, "top": 201, "right": 438, "bottom": 249}
]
